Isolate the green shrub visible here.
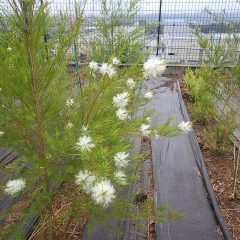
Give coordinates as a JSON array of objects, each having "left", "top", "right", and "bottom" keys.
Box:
[
  {"left": 89, "top": 0, "right": 152, "bottom": 64},
  {"left": 184, "top": 26, "right": 240, "bottom": 152}
]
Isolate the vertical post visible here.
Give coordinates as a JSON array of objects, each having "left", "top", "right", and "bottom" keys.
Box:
[
  {"left": 74, "top": 4, "right": 81, "bottom": 92},
  {"left": 219, "top": 9, "right": 225, "bottom": 44},
  {"left": 68, "top": 1, "right": 81, "bottom": 93},
  {"left": 156, "top": 0, "right": 162, "bottom": 56},
  {"left": 40, "top": 0, "right": 47, "bottom": 44},
  {"left": 40, "top": 0, "right": 48, "bottom": 59}
]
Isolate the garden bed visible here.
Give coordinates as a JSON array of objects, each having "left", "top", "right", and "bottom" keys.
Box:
[{"left": 180, "top": 77, "right": 240, "bottom": 240}]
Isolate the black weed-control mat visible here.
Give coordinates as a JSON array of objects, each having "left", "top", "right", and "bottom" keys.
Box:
[
  {"left": 0, "top": 150, "right": 39, "bottom": 239},
  {"left": 145, "top": 77, "right": 231, "bottom": 240},
  {"left": 0, "top": 149, "right": 18, "bottom": 216}
]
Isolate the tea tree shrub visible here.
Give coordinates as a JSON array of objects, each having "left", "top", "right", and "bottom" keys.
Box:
[
  {"left": 184, "top": 67, "right": 216, "bottom": 124},
  {"left": 184, "top": 26, "right": 240, "bottom": 151},
  {"left": 0, "top": 0, "right": 190, "bottom": 238},
  {"left": 89, "top": 0, "right": 152, "bottom": 64}
]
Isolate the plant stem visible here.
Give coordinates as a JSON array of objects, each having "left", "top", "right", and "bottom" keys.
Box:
[{"left": 21, "top": 1, "right": 46, "bottom": 159}]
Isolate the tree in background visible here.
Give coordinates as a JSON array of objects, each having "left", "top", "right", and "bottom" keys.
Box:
[
  {"left": 184, "top": 24, "right": 240, "bottom": 151},
  {"left": 89, "top": 0, "right": 153, "bottom": 64}
]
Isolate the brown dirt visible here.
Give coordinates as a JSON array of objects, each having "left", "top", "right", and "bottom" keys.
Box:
[
  {"left": 29, "top": 182, "right": 88, "bottom": 240},
  {"left": 181, "top": 80, "right": 240, "bottom": 240},
  {"left": 3, "top": 196, "right": 30, "bottom": 228},
  {"left": 140, "top": 137, "right": 155, "bottom": 240}
]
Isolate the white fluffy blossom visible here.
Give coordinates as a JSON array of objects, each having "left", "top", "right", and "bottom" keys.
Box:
[
  {"left": 91, "top": 179, "right": 116, "bottom": 207},
  {"left": 114, "top": 170, "right": 127, "bottom": 185},
  {"left": 91, "top": 72, "right": 96, "bottom": 78},
  {"left": 114, "top": 151, "right": 129, "bottom": 168},
  {"left": 5, "top": 178, "right": 25, "bottom": 196},
  {"left": 143, "top": 57, "right": 166, "bottom": 78},
  {"left": 66, "top": 122, "right": 73, "bottom": 129},
  {"left": 113, "top": 92, "right": 129, "bottom": 109},
  {"left": 75, "top": 170, "right": 96, "bottom": 193},
  {"left": 66, "top": 98, "right": 74, "bottom": 107},
  {"left": 112, "top": 57, "right": 120, "bottom": 65},
  {"left": 82, "top": 125, "right": 89, "bottom": 132},
  {"left": 140, "top": 124, "right": 151, "bottom": 137},
  {"left": 0, "top": 131, "right": 4, "bottom": 136},
  {"left": 76, "top": 135, "right": 95, "bottom": 152},
  {"left": 7, "top": 47, "right": 12, "bottom": 52},
  {"left": 89, "top": 61, "right": 99, "bottom": 71},
  {"left": 116, "top": 108, "right": 129, "bottom": 121},
  {"left": 100, "top": 63, "right": 116, "bottom": 78},
  {"left": 126, "top": 78, "right": 136, "bottom": 89},
  {"left": 144, "top": 91, "right": 153, "bottom": 99},
  {"left": 153, "top": 129, "right": 160, "bottom": 139},
  {"left": 146, "top": 117, "right": 151, "bottom": 123},
  {"left": 178, "top": 121, "right": 192, "bottom": 133}
]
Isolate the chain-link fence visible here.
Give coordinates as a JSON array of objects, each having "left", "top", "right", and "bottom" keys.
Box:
[
  {"left": 50, "top": 0, "right": 240, "bottom": 65},
  {"left": 1, "top": 0, "right": 240, "bottom": 65}
]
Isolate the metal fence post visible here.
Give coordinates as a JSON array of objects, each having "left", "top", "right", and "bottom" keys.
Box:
[{"left": 156, "top": 0, "right": 163, "bottom": 56}]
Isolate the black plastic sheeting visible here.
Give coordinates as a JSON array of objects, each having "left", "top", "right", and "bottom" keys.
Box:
[
  {"left": 177, "top": 81, "right": 232, "bottom": 240},
  {"left": 0, "top": 149, "right": 18, "bottom": 220},
  {"left": 146, "top": 77, "right": 231, "bottom": 240},
  {"left": 0, "top": 149, "right": 39, "bottom": 239}
]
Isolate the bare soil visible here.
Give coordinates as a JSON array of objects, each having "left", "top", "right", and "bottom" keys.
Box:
[
  {"left": 29, "top": 183, "right": 88, "bottom": 240},
  {"left": 140, "top": 137, "right": 155, "bottom": 240}
]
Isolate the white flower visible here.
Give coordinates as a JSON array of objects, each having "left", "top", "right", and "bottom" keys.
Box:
[
  {"left": 100, "top": 63, "right": 109, "bottom": 74},
  {"left": 5, "top": 178, "right": 25, "bottom": 196},
  {"left": 144, "top": 91, "right": 153, "bottom": 99},
  {"left": 100, "top": 63, "right": 116, "bottom": 78},
  {"left": 89, "top": 61, "right": 98, "bottom": 71},
  {"left": 114, "top": 151, "right": 129, "bottom": 168},
  {"left": 75, "top": 170, "right": 96, "bottom": 193},
  {"left": 76, "top": 135, "right": 95, "bottom": 152},
  {"left": 143, "top": 57, "right": 166, "bottom": 78},
  {"left": 91, "top": 179, "right": 116, "bottom": 207},
  {"left": 126, "top": 78, "right": 136, "bottom": 89},
  {"left": 114, "top": 170, "right": 127, "bottom": 185},
  {"left": 107, "top": 68, "right": 116, "bottom": 78},
  {"left": 0, "top": 88, "right": 2, "bottom": 92},
  {"left": 178, "top": 121, "right": 192, "bottom": 133},
  {"left": 153, "top": 129, "right": 160, "bottom": 139},
  {"left": 82, "top": 125, "right": 89, "bottom": 132},
  {"left": 112, "top": 57, "right": 120, "bottom": 65},
  {"left": 7, "top": 47, "right": 12, "bottom": 52},
  {"left": 66, "top": 122, "right": 73, "bottom": 129},
  {"left": 140, "top": 124, "right": 151, "bottom": 137},
  {"left": 116, "top": 108, "right": 129, "bottom": 121},
  {"left": 146, "top": 117, "right": 151, "bottom": 123},
  {"left": 0, "top": 131, "right": 4, "bottom": 136},
  {"left": 66, "top": 98, "right": 74, "bottom": 107},
  {"left": 113, "top": 92, "right": 129, "bottom": 109}
]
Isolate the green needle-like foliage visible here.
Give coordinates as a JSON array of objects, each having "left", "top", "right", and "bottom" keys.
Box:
[
  {"left": 89, "top": 0, "right": 152, "bottom": 64},
  {"left": 184, "top": 25, "right": 240, "bottom": 151}
]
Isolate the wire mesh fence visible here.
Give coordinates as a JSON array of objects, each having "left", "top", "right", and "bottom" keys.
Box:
[
  {"left": 1, "top": 0, "right": 240, "bottom": 65},
  {"left": 50, "top": 0, "right": 240, "bottom": 65}
]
